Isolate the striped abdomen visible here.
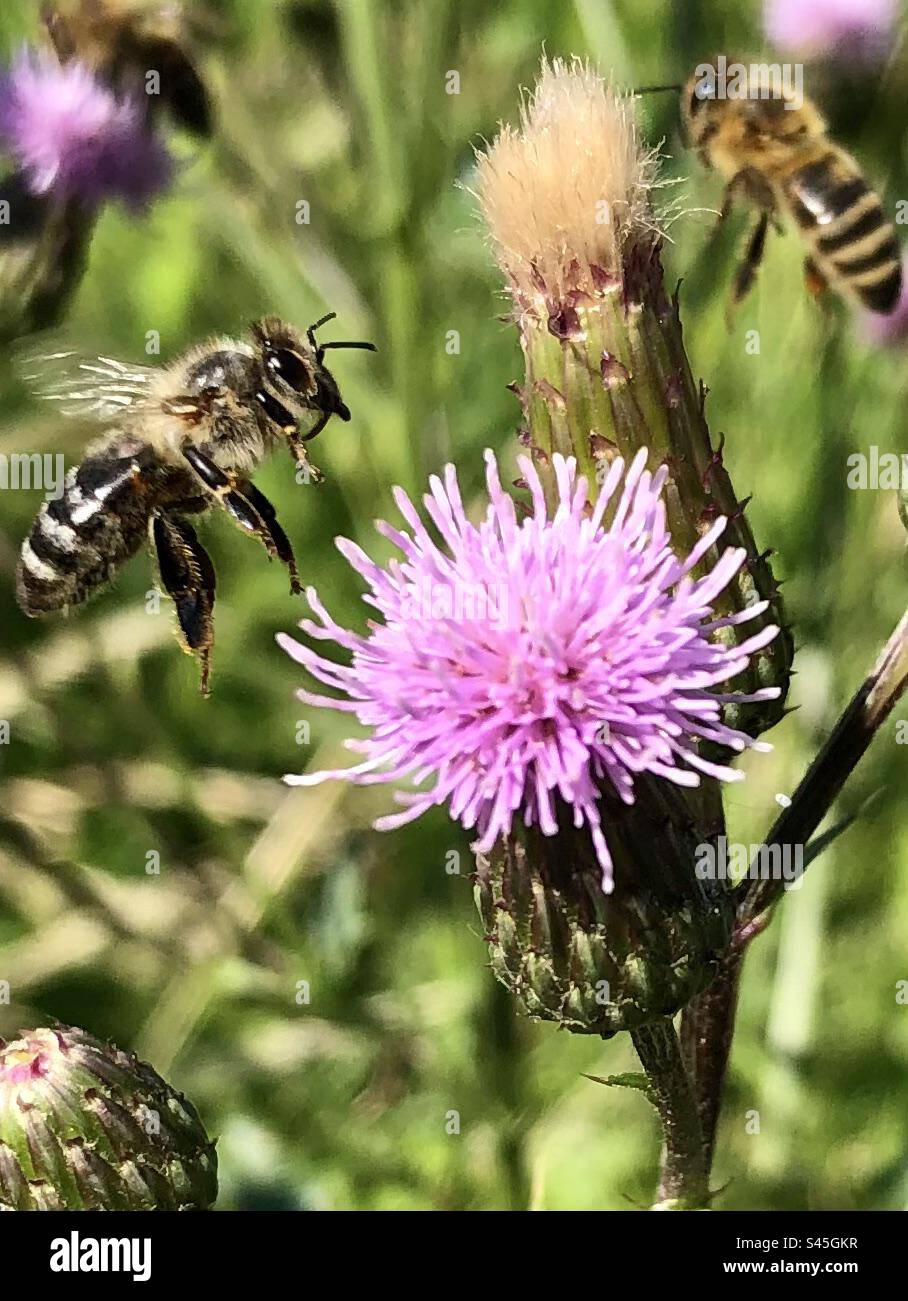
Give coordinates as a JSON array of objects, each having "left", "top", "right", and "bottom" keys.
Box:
[
  {"left": 784, "top": 150, "right": 901, "bottom": 313},
  {"left": 16, "top": 450, "right": 156, "bottom": 616}
]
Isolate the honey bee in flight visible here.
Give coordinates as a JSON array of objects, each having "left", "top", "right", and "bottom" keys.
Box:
[
  {"left": 16, "top": 315, "right": 376, "bottom": 695},
  {"left": 670, "top": 62, "right": 902, "bottom": 313}
]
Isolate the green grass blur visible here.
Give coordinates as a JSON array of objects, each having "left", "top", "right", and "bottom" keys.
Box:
[{"left": 0, "top": 0, "right": 907, "bottom": 1210}]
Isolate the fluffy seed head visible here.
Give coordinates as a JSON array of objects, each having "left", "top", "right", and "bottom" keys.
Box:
[
  {"left": 0, "top": 47, "right": 173, "bottom": 210},
  {"left": 279, "top": 449, "right": 779, "bottom": 892},
  {"left": 474, "top": 56, "right": 664, "bottom": 308}
]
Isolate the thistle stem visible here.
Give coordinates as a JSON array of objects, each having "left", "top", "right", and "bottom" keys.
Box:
[
  {"left": 631, "top": 1017, "right": 709, "bottom": 1208},
  {"left": 679, "top": 949, "right": 744, "bottom": 1170}
]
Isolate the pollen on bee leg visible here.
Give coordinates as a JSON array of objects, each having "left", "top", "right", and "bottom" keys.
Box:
[
  {"left": 288, "top": 433, "right": 324, "bottom": 484},
  {"left": 173, "top": 622, "right": 212, "bottom": 696},
  {"left": 804, "top": 256, "right": 828, "bottom": 298},
  {"left": 198, "top": 647, "right": 212, "bottom": 698}
]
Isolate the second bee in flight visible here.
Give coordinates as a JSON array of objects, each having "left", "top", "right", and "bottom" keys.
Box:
[{"left": 676, "top": 61, "right": 901, "bottom": 313}]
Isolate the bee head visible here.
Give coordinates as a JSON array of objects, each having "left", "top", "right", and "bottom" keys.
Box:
[
  {"left": 680, "top": 65, "right": 724, "bottom": 147},
  {"left": 250, "top": 314, "right": 376, "bottom": 439},
  {"left": 681, "top": 58, "right": 817, "bottom": 151}
]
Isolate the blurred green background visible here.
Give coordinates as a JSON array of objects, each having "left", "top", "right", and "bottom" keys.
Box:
[{"left": 0, "top": 0, "right": 907, "bottom": 1210}]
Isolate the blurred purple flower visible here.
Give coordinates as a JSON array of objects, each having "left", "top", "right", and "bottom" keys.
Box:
[
  {"left": 863, "top": 255, "right": 908, "bottom": 345},
  {"left": 764, "top": 0, "right": 898, "bottom": 60},
  {"left": 0, "top": 47, "right": 172, "bottom": 211},
  {"left": 279, "top": 449, "right": 779, "bottom": 891}
]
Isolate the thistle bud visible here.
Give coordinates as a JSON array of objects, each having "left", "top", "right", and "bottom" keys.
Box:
[
  {"left": 476, "top": 775, "right": 733, "bottom": 1035},
  {"left": 0, "top": 1025, "right": 217, "bottom": 1210},
  {"left": 475, "top": 57, "right": 792, "bottom": 736}
]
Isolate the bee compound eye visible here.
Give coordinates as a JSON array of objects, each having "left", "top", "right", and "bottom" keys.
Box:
[
  {"left": 267, "top": 348, "right": 313, "bottom": 394},
  {"left": 690, "top": 70, "right": 718, "bottom": 113}
]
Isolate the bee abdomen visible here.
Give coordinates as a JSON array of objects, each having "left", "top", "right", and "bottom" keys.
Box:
[
  {"left": 786, "top": 154, "right": 901, "bottom": 313},
  {"left": 16, "top": 455, "right": 151, "bottom": 616}
]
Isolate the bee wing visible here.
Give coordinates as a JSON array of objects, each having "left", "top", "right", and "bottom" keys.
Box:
[{"left": 21, "top": 350, "right": 158, "bottom": 423}]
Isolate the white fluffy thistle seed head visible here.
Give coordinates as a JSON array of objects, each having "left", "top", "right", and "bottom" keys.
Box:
[{"left": 475, "top": 56, "right": 664, "bottom": 311}]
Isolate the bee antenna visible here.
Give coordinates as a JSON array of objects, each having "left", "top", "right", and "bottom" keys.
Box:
[
  {"left": 317, "top": 340, "right": 378, "bottom": 354},
  {"left": 307, "top": 312, "right": 338, "bottom": 349},
  {"left": 631, "top": 83, "right": 683, "bottom": 96}
]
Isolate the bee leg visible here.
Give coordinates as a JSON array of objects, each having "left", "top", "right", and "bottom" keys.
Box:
[
  {"left": 731, "top": 210, "right": 770, "bottom": 307},
  {"left": 717, "top": 174, "right": 745, "bottom": 226},
  {"left": 299, "top": 412, "right": 331, "bottom": 443},
  {"left": 287, "top": 428, "right": 325, "bottom": 484},
  {"left": 182, "top": 443, "right": 277, "bottom": 546},
  {"left": 181, "top": 443, "right": 301, "bottom": 586},
  {"left": 717, "top": 169, "right": 776, "bottom": 228},
  {"left": 235, "top": 479, "right": 302, "bottom": 595},
  {"left": 804, "top": 256, "right": 828, "bottom": 299},
  {"left": 152, "top": 512, "right": 217, "bottom": 697}
]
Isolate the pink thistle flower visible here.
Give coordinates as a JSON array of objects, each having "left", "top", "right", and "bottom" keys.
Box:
[
  {"left": 0, "top": 47, "right": 172, "bottom": 211},
  {"left": 279, "top": 450, "right": 779, "bottom": 892},
  {"left": 764, "top": 0, "right": 898, "bottom": 61}
]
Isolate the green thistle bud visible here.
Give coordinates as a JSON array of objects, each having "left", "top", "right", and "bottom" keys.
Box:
[
  {"left": 0, "top": 1025, "right": 217, "bottom": 1210},
  {"left": 475, "top": 57, "right": 792, "bottom": 738},
  {"left": 475, "top": 777, "right": 733, "bottom": 1035}
]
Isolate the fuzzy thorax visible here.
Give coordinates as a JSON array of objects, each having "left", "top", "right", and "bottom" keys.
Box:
[{"left": 475, "top": 56, "right": 663, "bottom": 317}]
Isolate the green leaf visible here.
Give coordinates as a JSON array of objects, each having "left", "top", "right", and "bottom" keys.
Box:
[
  {"left": 583, "top": 1072, "right": 657, "bottom": 1108},
  {"left": 802, "top": 789, "right": 884, "bottom": 870}
]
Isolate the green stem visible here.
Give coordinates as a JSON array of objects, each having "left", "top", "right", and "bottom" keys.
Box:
[
  {"left": 679, "top": 947, "right": 744, "bottom": 1171},
  {"left": 631, "top": 1017, "right": 709, "bottom": 1208}
]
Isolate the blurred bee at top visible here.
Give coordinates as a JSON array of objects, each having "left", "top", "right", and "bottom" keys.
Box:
[
  {"left": 42, "top": 0, "right": 212, "bottom": 135},
  {"left": 673, "top": 61, "right": 901, "bottom": 314},
  {"left": 16, "top": 315, "right": 377, "bottom": 695},
  {"left": 0, "top": 2, "right": 211, "bottom": 341}
]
